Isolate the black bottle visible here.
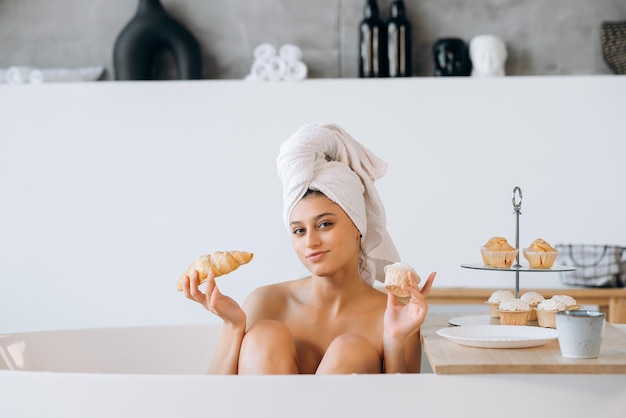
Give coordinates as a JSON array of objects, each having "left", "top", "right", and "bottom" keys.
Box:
[
  {"left": 359, "top": 0, "right": 387, "bottom": 77},
  {"left": 387, "top": 0, "right": 412, "bottom": 77},
  {"left": 113, "top": 0, "right": 203, "bottom": 80}
]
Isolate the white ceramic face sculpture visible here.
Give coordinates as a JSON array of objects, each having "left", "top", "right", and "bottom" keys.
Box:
[{"left": 469, "top": 35, "right": 507, "bottom": 77}]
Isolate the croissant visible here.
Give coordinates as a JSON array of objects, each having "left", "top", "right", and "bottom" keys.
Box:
[{"left": 176, "top": 250, "right": 254, "bottom": 291}]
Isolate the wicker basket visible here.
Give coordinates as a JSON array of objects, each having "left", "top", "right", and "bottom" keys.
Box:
[{"left": 601, "top": 21, "right": 626, "bottom": 74}]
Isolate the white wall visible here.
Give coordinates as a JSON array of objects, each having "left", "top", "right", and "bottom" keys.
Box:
[{"left": 1, "top": 76, "right": 624, "bottom": 333}]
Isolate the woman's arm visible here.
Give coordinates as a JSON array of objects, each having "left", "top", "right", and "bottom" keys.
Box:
[
  {"left": 383, "top": 272, "right": 435, "bottom": 373},
  {"left": 382, "top": 329, "right": 421, "bottom": 373},
  {"left": 206, "top": 322, "right": 246, "bottom": 374},
  {"left": 182, "top": 270, "right": 247, "bottom": 374}
]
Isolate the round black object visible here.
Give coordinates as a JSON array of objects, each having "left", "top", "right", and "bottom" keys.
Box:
[
  {"left": 432, "top": 38, "right": 471, "bottom": 77},
  {"left": 113, "top": 0, "right": 202, "bottom": 80}
]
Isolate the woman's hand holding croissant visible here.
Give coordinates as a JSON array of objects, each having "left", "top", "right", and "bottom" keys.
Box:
[{"left": 182, "top": 269, "right": 246, "bottom": 327}]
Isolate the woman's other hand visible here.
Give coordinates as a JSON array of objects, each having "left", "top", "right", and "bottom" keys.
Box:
[{"left": 383, "top": 271, "right": 436, "bottom": 340}]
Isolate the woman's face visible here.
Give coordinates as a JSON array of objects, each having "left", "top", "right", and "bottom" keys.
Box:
[{"left": 289, "top": 193, "right": 361, "bottom": 278}]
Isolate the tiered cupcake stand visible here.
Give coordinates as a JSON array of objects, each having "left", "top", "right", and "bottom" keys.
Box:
[
  {"left": 439, "top": 190, "right": 580, "bottom": 344},
  {"left": 461, "top": 186, "right": 575, "bottom": 298}
]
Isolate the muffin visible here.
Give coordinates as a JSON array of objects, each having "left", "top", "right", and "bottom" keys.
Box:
[
  {"left": 552, "top": 294, "right": 581, "bottom": 311},
  {"left": 498, "top": 299, "right": 532, "bottom": 326},
  {"left": 383, "top": 262, "right": 419, "bottom": 297},
  {"left": 535, "top": 298, "right": 568, "bottom": 328},
  {"left": 520, "top": 291, "right": 545, "bottom": 321},
  {"left": 523, "top": 238, "right": 559, "bottom": 269},
  {"left": 481, "top": 237, "right": 518, "bottom": 268},
  {"left": 485, "top": 289, "right": 515, "bottom": 318}
]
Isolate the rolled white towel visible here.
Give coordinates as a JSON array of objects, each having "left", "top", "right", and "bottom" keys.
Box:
[
  {"left": 279, "top": 44, "right": 303, "bottom": 63},
  {"left": 248, "top": 59, "right": 271, "bottom": 81},
  {"left": 265, "top": 56, "right": 288, "bottom": 81},
  {"left": 5, "top": 66, "right": 32, "bottom": 84},
  {"left": 244, "top": 73, "right": 259, "bottom": 81},
  {"left": 27, "top": 69, "right": 45, "bottom": 84},
  {"left": 253, "top": 43, "right": 277, "bottom": 61},
  {"left": 283, "top": 60, "right": 308, "bottom": 81},
  {"left": 28, "top": 66, "right": 105, "bottom": 84}
]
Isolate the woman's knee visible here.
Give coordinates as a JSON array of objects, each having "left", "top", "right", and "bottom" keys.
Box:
[
  {"left": 239, "top": 320, "right": 298, "bottom": 374},
  {"left": 317, "top": 333, "right": 381, "bottom": 374}
]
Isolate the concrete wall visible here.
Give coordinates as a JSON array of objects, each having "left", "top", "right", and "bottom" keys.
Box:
[{"left": 0, "top": 0, "right": 624, "bottom": 80}]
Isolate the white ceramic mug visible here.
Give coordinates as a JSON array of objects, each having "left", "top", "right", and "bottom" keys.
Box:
[{"left": 555, "top": 310, "right": 605, "bottom": 358}]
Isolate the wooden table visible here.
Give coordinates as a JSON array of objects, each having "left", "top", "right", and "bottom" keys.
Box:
[
  {"left": 421, "top": 312, "right": 626, "bottom": 374},
  {"left": 428, "top": 287, "right": 626, "bottom": 323}
]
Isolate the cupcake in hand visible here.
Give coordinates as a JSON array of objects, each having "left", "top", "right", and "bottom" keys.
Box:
[{"left": 384, "top": 262, "right": 420, "bottom": 297}]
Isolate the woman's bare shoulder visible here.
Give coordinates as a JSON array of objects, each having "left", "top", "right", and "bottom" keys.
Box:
[
  {"left": 246, "top": 277, "right": 306, "bottom": 300},
  {"left": 242, "top": 278, "right": 308, "bottom": 321}
]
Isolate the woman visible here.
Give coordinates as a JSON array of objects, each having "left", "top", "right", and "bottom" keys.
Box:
[{"left": 182, "top": 123, "right": 436, "bottom": 374}]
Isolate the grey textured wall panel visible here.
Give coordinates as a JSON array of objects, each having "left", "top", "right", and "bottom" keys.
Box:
[{"left": 0, "top": 0, "right": 624, "bottom": 80}]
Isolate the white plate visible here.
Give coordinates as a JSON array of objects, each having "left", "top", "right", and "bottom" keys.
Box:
[
  {"left": 436, "top": 325, "right": 557, "bottom": 348},
  {"left": 448, "top": 315, "right": 499, "bottom": 327}
]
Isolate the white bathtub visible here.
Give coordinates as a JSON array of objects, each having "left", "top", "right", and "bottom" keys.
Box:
[
  {"left": 0, "top": 324, "right": 219, "bottom": 375},
  {"left": 1, "top": 324, "right": 625, "bottom": 418}
]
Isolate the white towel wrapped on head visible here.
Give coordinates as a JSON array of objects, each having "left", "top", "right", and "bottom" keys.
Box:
[{"left": 276, "top": 123, "right": 400, "bottom": 285}]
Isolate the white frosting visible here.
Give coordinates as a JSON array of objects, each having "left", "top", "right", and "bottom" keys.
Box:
[
  {"left": 487, "top": 290, "right": 515, "bottom": 303},
  {"left": 537, "top": 298, "right": 567, "bottom": 311},
  {"left": 499, "top": 299, "right": 530, "bottom": 311},
  {"left": 552, "top": 295, "right": 577, "bottom": 306},
  {"left": 521, "top": 291, "right": 545, "bottom": 305},
  {"left": 384, "top": 262, "right": 413, "bottom": 273},
  {"left": 383, "top": 262, "right": 419, "bottom": 289}
]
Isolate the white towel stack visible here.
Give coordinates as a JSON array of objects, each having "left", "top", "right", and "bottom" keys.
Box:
[
  {"left": 4, "top": 66, "right": 33, "bottom": 84},
  {"left": 245, "top": 43, "right": 308, "bottom": 81},
  {"left": 1, "top": 66, "right": 105, "bottom": 84}
]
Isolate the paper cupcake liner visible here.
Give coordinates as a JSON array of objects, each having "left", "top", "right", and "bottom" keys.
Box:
[
  {"left": 384, "top": 265, "right": 414, "bottom": 298},
  {"left": 498, "top": 310, "right": 530, "bottom": 326},
  {"left": 481, "top": 247, "right": 518, "bottom": 268},
  {"left": 536, "top": 309, "right": 558, "bottom": 328},
  {"left": 486, "top": 302, "right": 501, "bottom": 318},
  {"left": 523, "top": 249, "right": 558, "bottom": 269}
]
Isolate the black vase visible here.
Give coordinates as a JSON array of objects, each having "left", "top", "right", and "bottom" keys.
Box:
[
  {"left": 113, "top": 0, "right": 203, "bottom": 80},
  {"left": 432, "top": 38, "right": 471, "bottom": 77}
]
